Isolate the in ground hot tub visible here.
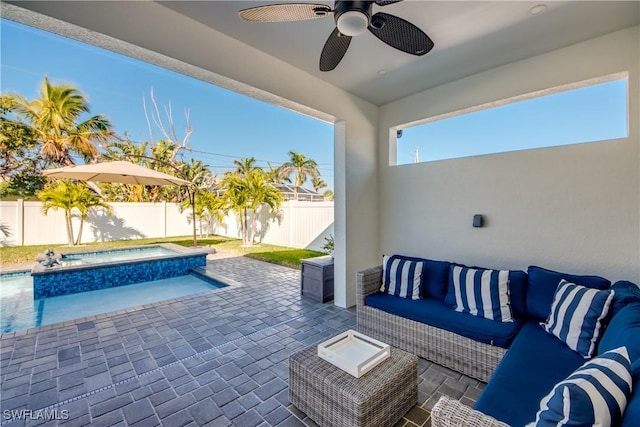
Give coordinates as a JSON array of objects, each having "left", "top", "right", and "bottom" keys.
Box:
[{"left": 31, "top": 243, "right": 212, "bottom": 298}]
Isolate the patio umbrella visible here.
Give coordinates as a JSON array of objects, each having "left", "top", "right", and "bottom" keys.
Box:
[
  {"left": 42, "top": 161, "right": 190, "bottom": 186},
  {"left": 43, "top": 160, "right": 201, "bottom": 246}
]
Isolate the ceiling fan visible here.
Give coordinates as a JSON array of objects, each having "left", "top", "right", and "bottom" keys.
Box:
[{"left": 238, "top": 0, "right": 434, "bottom": 71}]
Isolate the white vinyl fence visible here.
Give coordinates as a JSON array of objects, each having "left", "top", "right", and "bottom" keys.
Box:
[{"left": 0, "top": 200, "right": 334, "bottom": 251}]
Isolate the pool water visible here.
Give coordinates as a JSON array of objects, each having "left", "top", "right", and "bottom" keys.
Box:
[
  {"left": 59, "top": 246, "right": 177, "bottom": 266},
  {"left": 0, "top": 272, "right": 224, "bottom": 333}
]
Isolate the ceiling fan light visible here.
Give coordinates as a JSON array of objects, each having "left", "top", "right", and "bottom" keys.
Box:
[{"left": 337, "top": 11, "right": 369, "bottom": 36}]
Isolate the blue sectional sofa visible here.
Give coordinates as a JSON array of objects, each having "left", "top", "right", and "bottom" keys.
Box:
[{"left": 356, "top": 256, "right": 640, "bottom": 426}]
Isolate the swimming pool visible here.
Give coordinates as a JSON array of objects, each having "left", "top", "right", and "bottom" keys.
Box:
[
  {"left": 31, "top": 244, "right": 210, "bottom": 298},
  {"left": 0, "top": 271, "right": 226, "bottom": 333}
]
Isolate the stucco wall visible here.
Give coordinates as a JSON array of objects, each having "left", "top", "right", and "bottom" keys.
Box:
[{"left": 378, "top": 26, "right": 640, "bottom": 283}]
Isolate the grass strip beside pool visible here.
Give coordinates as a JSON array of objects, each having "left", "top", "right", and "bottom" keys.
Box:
[{"left": 245, "top": 249, "right": 327, "bottom": 269}]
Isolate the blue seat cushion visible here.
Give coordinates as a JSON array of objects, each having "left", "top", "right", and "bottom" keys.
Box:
[
  {"left": 474, "top": 321, "right": 585, "bottom": 426},
  {"left": 365, "top": 293, "right": 521, "bottom": 348},
  {"left": 526, "top": 266, "right": 610, "bottom": 321}
]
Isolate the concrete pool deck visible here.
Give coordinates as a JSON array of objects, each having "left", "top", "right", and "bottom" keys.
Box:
[{"left": 0, "top": 256, "right": 483, "bottom": 426}]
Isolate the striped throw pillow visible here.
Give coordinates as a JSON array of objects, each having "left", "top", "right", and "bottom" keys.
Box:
[
  {"left": 542, "top": 280, "right": 614, "bottom": 358},
  {"left": 381, "top": 255, "right": 424, "bottom": 300},
  {"left": 450, "top": 265, "right": 513, "bottom": 322},
  {"left": 528, "top": 346, "right": 632, "bottom": 427}
]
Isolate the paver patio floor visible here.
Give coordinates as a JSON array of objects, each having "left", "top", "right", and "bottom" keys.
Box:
[{"left": 1, "top": 256, "right": 483, "bottom": 426}]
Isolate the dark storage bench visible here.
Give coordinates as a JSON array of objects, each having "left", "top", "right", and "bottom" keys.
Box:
[{"left": 301, "top": 256, "right": 334, "bottom": 303}]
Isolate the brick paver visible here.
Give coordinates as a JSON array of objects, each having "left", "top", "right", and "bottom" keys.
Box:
[{"left": 0, "top": 256, "right": 483, "bottom": 426}]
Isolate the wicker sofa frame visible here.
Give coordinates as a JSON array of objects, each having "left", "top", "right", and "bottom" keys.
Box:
[
  {"left": 356, "top": 265, "right": 507, "bottom": 383},
  {"left": 431, "top": 396, "right": 509, "bottom": 427}
]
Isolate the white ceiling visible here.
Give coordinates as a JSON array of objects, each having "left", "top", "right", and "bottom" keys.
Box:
[{"left": 159, "top": 1, "right": 640, "bottom": 105}]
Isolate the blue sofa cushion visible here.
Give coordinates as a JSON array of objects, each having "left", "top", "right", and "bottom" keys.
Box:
[
  {"left": 530, "top": 346, "right": 632, "bottom": 427},
  {"left": 444, "top": 265, "right": 528, "bottom": 319},
  {"left": 421, "top": 259, "right": 451, "bottom": 300},
  {"left": 475, "top": 321, "right": 585, "bottom": 426},
  {"left": 526, "top": 266, "right": 611, "bottom": 321},
  {"left": 598, "top": 302, "right": 640, "bottom": 427},
  {"left": 381, "top": 254, "right": 450, "bottom": 300},
  {"left": 609, "top": 280, "right": 640, "bottom": 318},
  {"left": 448, "top": 265, "right": 513, "bottom": 322},
  {"left": 507, "top": 269, "right": 529, "bottom": 320},
  {"left": 542, "top": 280, "right": 614, "bottom": 358},
  {"left": 365, "top": 292, "right": 521, "bottom": 348},
  {"left": 599, "top": 302, "right": 640, "bottom": 362},
  {"left": 382, "top": 254, "right": 424, "bottom": 299}
]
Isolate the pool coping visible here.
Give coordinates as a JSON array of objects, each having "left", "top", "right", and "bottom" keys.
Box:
[{"left": 31, "top": 243, "right": 214, "bottom": 275}]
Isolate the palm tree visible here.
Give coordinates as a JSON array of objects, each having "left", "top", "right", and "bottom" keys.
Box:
[
  {"left": 265, "top": 162, "right": 288, "bottom": 184},
  {"left": 178, "top": 158, "right": 216, "bottom": 246},
  {"left": 6, "top": 77, "right": 114, "bottom": 166},
  {"left": 182, "top": 190, "right": 226, "bottom": 238},
  {"left": 246, "top": 169, "right": 284, "bottom": 244},
  {"left": 221, "top": 168, "right": 283, "bottom": 246},
  {"left": 221, "top": 172, "right": 251, "bottom": 245},
  {"left": 37, "top": 179, "right": 112, "bottom": 246},
  {"left": 278, "top": 150, "right": 320, "bottom": 199},
  {"left": 311, "top": 176, "right": 327, "bottom": 193},
  {"left": 1, "top": 94, "right": 43, "bottom": 194},
  {"left": 72, "top": 185, "right": 114, "bottom": 245},
  {"left": 233, "top": 156, "right": 259, "bottom": 177}
]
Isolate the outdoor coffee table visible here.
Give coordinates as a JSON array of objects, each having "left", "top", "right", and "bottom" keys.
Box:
[{"left": 289, "top": 340, "right": 418, "bottom": 427}]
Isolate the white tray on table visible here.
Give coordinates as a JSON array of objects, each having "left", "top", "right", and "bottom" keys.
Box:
[{"left": 317, "top": 330, "right": 390, "bottom": 378}]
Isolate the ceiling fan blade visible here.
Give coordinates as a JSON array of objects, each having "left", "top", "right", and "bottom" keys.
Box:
[
  {"left": 239, "top": 3, "right": 332, "bottom": 22},
  {"left": 368, "top": 12, "right": 434, "bottom": 56},
  {"left": 375, "top": 0, "right": 403, "bottom": 6},
  {"left": 320, "top": 28, "right": 352, "bottom": 71}
]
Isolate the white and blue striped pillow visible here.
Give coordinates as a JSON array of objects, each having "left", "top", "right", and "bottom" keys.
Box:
[
  {"left": 381, "top": 255, "right": 424, "bottom": 300},
  {"left": 528, "top": 346, "right": 632, "bottom": 427},
  {"left": 450, "top": 266, "right": 513, "bottom": 322},
  {"left": 542, "top": 280, "right": 614, "bottom": 358}
]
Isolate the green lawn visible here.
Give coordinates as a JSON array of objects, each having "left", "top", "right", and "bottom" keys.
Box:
[
  {"left": 244, "top": 249, "right": 327, "bottom": 269},
  {"left": 0, "top": 235, "right": 327, "bottom": 269}
]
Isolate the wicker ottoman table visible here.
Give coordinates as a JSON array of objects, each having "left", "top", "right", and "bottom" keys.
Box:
[{"left": 289, "top": 344, "right": 418, "bottom": 427}]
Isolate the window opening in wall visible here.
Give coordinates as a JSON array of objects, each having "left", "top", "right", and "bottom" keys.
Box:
[{"left": 395, "top": 76, "right": 628, "bottom": 165}]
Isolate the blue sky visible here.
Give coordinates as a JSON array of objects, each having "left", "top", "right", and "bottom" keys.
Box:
[
  {"left": 397, "top": 78, "right": 628, "bottom": 165},
  {"left": 1, "top": 19, "right": 335, "bottom": 190}
]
